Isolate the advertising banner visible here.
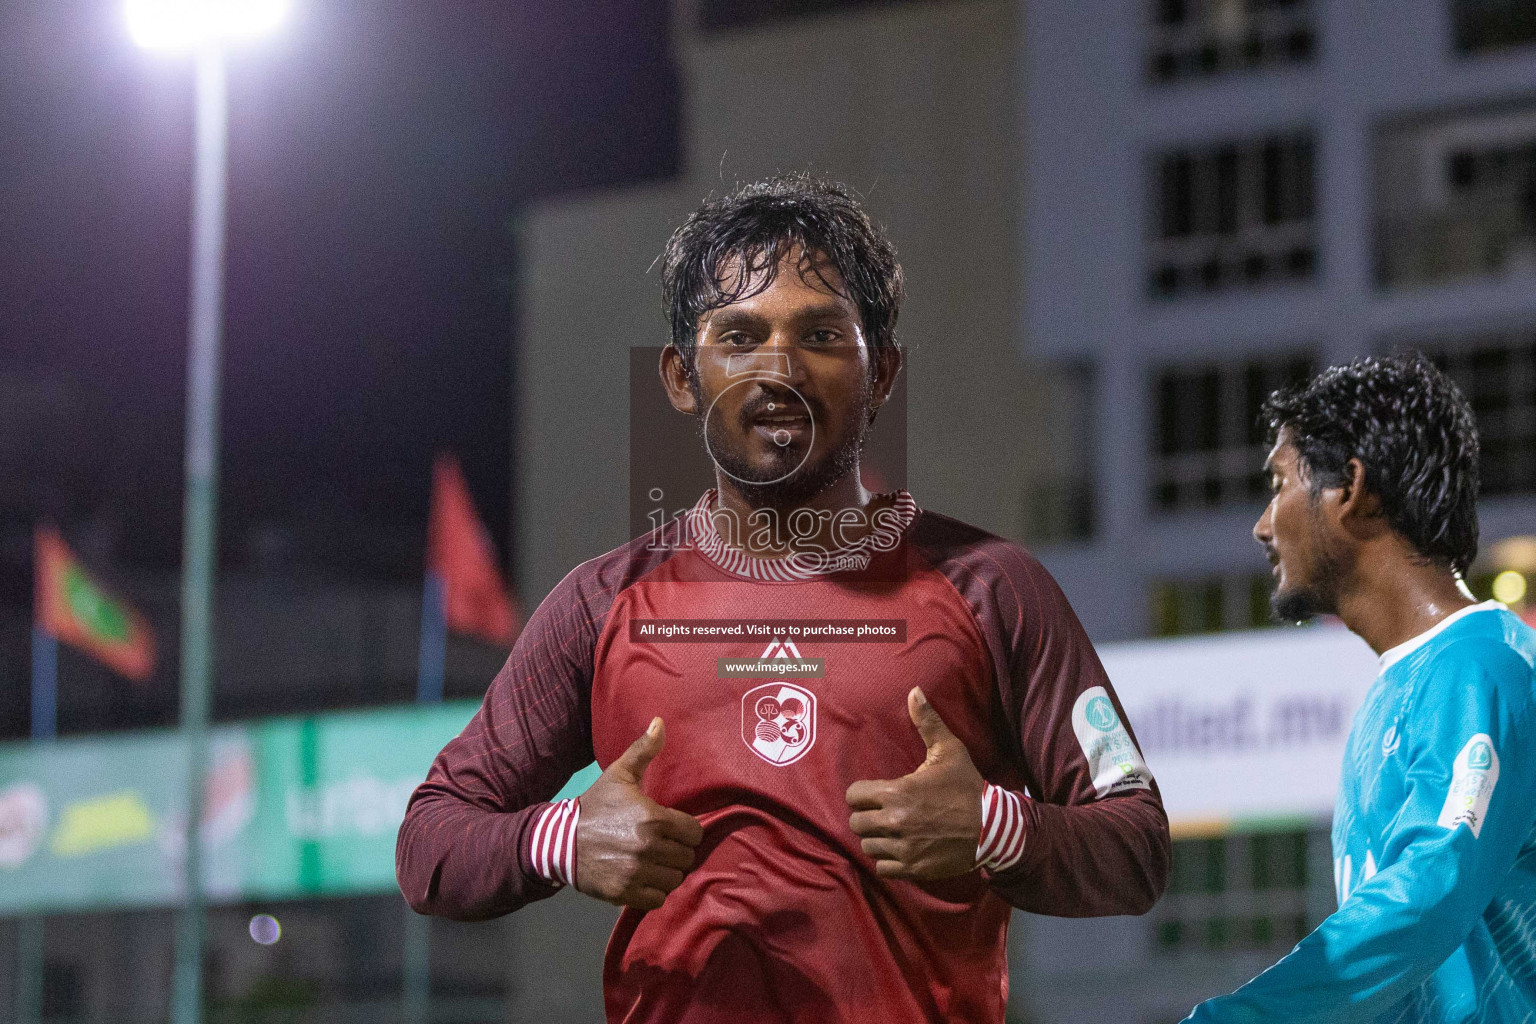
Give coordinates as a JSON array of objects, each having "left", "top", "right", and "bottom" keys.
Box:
[
  {"left": 1100, "top": 624, "right": 1380, "bottom": 836},
  {"left": 0, "top": 623, "right": 1383, "bottom": 913},
  {"left": 0, "top": 702, "right": 601, "bottom": 916},
  {"left": 0, "top": 730, "right": 187, "bottom": 912}
]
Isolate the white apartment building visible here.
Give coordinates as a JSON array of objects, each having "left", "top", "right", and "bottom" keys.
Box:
[
  {"left": 1019, "top": 2, "right": 1536, "bottom": 1020},
  {"left": 1026, "top": 0, "right": 1536, "bottom": 644}
]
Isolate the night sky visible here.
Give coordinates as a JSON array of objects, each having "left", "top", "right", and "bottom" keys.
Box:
[{"left": 0, "top": 1, "right": 678, "bottom": 600}]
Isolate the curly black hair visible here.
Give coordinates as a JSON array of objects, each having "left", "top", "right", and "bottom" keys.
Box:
[
  {"left": 1263, "top": 352, "right": 1481, "bottom": 574},
  {"left": 660, "top": 173, "right": 904, "bottom": 374}
]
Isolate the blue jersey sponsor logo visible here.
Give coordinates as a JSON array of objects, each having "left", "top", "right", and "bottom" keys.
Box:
[{"left": 1382, "top": 724, "right": 1401, "bottom": 757}]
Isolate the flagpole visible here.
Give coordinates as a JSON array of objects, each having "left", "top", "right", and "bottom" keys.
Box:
[
  {"left": 415, "top": 573, "right": 447, "bottom": 705},
  {"left": 15, "top": 625, "right": 56, "bottom": 1024},
  {"left": 30, "top": 626, "right": 57, "bottom": 742},
  {"left": 14, "top": 917, "right": 42, "bottom": 1024},
  {"left": 171, "top": 43, "right": 229, "bottom": 1024},
  {"left": 404, "top": 570, "right": 447, "bottom": 1023}
]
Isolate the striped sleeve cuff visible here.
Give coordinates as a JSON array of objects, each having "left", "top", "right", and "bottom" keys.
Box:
[
  {"left": 975, "top": 782, "right": 1027, "bottom": 874},
  {"left": 527, "top": 798, "right": 580, "bottom": 889}
]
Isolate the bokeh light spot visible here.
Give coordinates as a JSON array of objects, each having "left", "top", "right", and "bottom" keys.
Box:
[
  {"left": 249, "top": 914, "right": 281, "bottom": 945},
  {"left": 1492, "top": 570, "right": 1527, "bottom": 605}
]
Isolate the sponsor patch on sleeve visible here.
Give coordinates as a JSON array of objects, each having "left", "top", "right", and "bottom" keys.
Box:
[
  {"left": 1071, "top": 686, "right": 1153, "bottom": 798},
  {"left": 1438, "top": 733, "right": 1499, "bottom": 839}
]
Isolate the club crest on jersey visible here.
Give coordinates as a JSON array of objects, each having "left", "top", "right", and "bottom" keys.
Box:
[{"left": 741, "top": 682, "right": 817, "bottom": 766}]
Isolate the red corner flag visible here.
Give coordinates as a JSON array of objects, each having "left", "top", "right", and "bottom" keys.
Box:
[
  {"left": 428, "top": 454, "right": 521, "bottom": 646},
  {"left": 34, "top": 525, "right": 156, "bottom": 683}
]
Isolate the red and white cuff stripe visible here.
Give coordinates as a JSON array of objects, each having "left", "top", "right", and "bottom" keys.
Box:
[
  {"left": 529, "top": 798, "right": 580, "bottom": 888},
  {"left": 975, "top": 783, "right": 1027, "bottom": 874}
]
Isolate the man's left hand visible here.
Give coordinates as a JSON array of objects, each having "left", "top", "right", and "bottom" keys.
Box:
[{"left": 845, "top": 687, "right": 986, "bottom": 880}]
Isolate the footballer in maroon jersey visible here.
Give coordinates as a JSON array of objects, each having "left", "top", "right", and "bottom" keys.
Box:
[{"left": 397, "top": 174, "right": 1170, "bottom": 1023}]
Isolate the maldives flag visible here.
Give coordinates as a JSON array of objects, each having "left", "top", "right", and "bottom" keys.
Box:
[
  {"left": 34, "top": 525, "right": 156, "bottom": 683},
  {"left": 428, "top": 454, "right": 521, "bottom": 646}
]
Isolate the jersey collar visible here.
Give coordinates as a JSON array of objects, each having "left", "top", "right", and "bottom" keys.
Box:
[
  {"left": 1377, "top": 600, "right": 1506, "bottom": 673},
  {"left": 684, "top": 487, "right": 918, "bottom": 582}
]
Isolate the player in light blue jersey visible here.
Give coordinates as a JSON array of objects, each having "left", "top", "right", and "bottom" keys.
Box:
[{"left": 1185, "top": 353, "right": 1536, "bottom": 1024}]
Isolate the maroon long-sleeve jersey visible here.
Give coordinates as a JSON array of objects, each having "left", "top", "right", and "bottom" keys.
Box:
[{"left": 397, "top": 490, "right": 1170, "bottom": 1023}]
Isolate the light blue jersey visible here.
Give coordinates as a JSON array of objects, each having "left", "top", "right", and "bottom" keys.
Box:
[{"left": 1187, "top": 601, "right": 1536, "bottom": 1023}]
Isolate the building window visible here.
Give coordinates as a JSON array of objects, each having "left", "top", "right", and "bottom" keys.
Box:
[
  {"left": 1149, "top": 133, "right": 1317, "bottom": 299},
  {"left": 1022, "top": 362, "right": 1097, "bottom": 545},
  {"left": 1151, "top": 573, "right": 1275, "bottom": 637},
  {"left": 1403, "top": 331, "right": 1536, "bottom": 496},
  {"left": 1147, "top": 0, "right": 1315, "bottom": 83},
  {"left": 1024, "top": 480, "right": 1096, "bottom": 546},
  {"left": 1374, "top": 102, "right": 1536, "bottom": 290},
  {"left": 1152, "top": 830, "right": 1326, "bottom": 955},
  {"left": 1151, "top": 353, "right": 1314, "bottom": 510},
  {"left": 1454, "top": 0, "right": 1536, "bottom": 55}
]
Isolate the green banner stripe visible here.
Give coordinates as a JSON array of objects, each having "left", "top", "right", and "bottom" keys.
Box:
[{"left": 0, "top": 702, "right": 599, "bottom": 917}]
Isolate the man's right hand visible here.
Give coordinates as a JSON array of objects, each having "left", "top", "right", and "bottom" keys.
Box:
[{"left": 576, "top": 717, "right": 705, "bottom": 910}]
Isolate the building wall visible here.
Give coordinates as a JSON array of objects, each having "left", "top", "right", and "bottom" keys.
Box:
[
  {"left": 1025, "top": 0, "right": 1536, "bottom": 644},
  {"left": 1020, "top": 2, "right": 1536, "bottom": 1020},
  {"left": 516, "top": 0, "right": 1036, "bottom": 602},
  {"left": 513, "top": 3, "right": 1047, "bottom": 1018},
  {"left": 514, "top": 1, "right": 1536, "bottom": 1021},
  {"left": 0, "top": 573, "right": 506, "bottom": 740}
]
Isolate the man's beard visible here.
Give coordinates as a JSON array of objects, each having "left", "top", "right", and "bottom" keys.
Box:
[
  {"left": 695, "top": 376, "right": 874, "bottom": 510},
  {"left": 1271, "top": 535, "right": 1350, "bottom": 624}
]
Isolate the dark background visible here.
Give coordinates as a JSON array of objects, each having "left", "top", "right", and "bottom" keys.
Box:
[{"left": 0, "top": 0, "right": 679, "bottom": 605}]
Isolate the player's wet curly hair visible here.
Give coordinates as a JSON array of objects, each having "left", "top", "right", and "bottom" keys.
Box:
[
  {"left": 660, "top": 173, "right": 904, "bottom": 375},
  {"left": 1262, "top": 352, "right": 1481, "bottom": 575}
]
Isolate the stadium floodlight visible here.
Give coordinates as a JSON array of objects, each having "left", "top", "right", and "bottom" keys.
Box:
[{"left": 126, "top": 0, "right": 288, "bottom": 51}]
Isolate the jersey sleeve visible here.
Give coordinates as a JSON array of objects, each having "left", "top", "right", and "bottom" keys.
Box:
[
  {"left": 394, "top": 563, "right": 604, "bottom": 921},
  {"left": 1184, "top": 639, "right": 1536, "bottom": 1023},
  {"left": 979, "top": 547, "right": 1171, "bottom": 917}
]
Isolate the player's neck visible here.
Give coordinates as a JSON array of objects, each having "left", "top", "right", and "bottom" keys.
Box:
[
  {"left": 1335, "top": 544, "right": 1478, "bottom": 656},
  {"left": 711, "top": 470, "right": 887, "bottom": 559}
]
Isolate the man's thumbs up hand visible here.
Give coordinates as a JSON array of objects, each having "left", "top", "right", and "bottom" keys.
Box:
[
  {"left": 908, "top": 686, "right": 967, "bottom": 769},
  {"left": 605, "top": 715, "right": 667, "bottom": 786},
  {"left": 845, "top": 688, "right": 986, "bottom": 881},
  {"left": 576, "top": 718, "right": 705, "bottom": 910}
]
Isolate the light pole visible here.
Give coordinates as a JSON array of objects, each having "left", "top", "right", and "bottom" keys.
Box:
[{"left": 126, "top": 4, "right": 288, "bottom": 1022}]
